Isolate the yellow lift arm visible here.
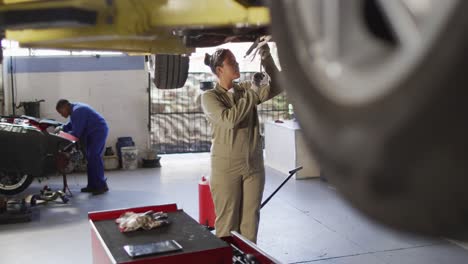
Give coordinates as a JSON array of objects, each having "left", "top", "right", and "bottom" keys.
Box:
[{"left": 0, "top": 0, "right": 270, "bottom": 54}]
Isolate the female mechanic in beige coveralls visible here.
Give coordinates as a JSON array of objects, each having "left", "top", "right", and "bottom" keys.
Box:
[{"left": 201, "top": 44, "right": 282, "bottom": 243}]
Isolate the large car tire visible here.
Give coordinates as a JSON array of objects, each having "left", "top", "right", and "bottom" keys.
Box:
[
  {"left": 0, "top": 172, "right": 34, "bottom": 196},
  {"left": 268, "top": 0, "right": 468, "bottom": 238},
  {"left": 154, "top": 54, "right": 189, "bottom": 89}
]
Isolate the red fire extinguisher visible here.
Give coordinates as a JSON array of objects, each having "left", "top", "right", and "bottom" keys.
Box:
[{"left": 198, "top": 176, "right": 216, "bottom": 229}]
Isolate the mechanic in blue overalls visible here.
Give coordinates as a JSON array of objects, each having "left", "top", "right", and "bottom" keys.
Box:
[{"left": 55, "top": 99, "right": 109, "bottom": 195}]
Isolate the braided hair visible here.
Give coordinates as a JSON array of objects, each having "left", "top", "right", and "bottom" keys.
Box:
[{"left": 204, "top": 48, "right": 229, "bottom": 75}]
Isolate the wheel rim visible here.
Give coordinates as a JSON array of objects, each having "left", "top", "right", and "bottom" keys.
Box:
[
  {"left": 0, "top": 171, "right": 29, "bottom": 191},
  {"left": 284, "top": 0, "right": 458, "bottom": 106}
]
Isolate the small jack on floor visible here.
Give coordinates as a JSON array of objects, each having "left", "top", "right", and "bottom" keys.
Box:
[{"left": 29, "top": 185, "right": 71, "bottom": 206}]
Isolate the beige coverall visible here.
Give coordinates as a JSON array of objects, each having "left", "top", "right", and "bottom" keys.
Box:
[{"left": 201, "top": 54, "right": 281, "bottom": 243}]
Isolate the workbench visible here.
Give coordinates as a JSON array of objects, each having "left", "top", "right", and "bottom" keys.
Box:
[{"left": 89, "top": 204, "right": 280, "bottom": 263}]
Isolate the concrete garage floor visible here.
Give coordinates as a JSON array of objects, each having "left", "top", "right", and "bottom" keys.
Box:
[{"left": 1, "top": 153, "right": 468, "bottom": 263}]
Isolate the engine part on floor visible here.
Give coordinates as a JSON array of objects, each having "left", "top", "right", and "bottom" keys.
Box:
[
  {"left": 29, "top": 185, "right": 70, "bottom": 206},
  {"left": 0, "top": 197, "right": 33, "bottom": 224}
]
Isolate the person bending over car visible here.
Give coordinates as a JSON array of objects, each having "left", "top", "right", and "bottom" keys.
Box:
[{"left": 55, "top": 99, "right": 109, "bottom": 195}]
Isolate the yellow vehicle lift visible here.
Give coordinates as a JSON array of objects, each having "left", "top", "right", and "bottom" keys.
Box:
[{"left": 0, "top": 0, "right": 270, "bottom": 54}]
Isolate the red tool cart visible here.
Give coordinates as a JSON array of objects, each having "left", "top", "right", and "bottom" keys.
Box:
[{"left": 88, "top": 204, "right": 280, "bottom": 264}]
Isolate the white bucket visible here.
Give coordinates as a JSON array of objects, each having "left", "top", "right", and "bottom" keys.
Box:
[{"left": 121, "top": 146, "right": 138, "bottom": 170}]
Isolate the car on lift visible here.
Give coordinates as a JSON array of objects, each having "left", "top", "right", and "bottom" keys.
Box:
[{"left": 1, "top": 0, "right": 468, "bottom": 238}]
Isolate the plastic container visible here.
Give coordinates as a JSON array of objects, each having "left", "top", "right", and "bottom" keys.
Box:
[
  {"left": 141, "top": 148, "right": 161, "bottom": 168},
  {"left": 121, "top": 146, "right": 138, "bottom": 170},
  {"left": 103, "top": 155, "right": 119, "bottom": 170},
  {"left": 116, "top": 137, "right": 135, "bottom": 167},
  {"left": 142, "top": 157, "right": 161, "bottom": 168},
  {"left": 198, "top": 176, "right": 216, "bottom": 228}
]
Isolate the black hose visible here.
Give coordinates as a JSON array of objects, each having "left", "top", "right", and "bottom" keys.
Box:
[{"left": 261, "top": 166, "right": 303, "bottom": 209}]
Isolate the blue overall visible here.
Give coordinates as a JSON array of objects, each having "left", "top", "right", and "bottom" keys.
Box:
[{"left": 63, "top": 103, "right": 109, "bottom": 189}]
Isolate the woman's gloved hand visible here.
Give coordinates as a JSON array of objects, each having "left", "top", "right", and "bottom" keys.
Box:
[
  {"left": 253, "top": 72, "right": 266, "bottom": 87},
  {"left": 252, "top": 72, "right": 270, "bottom": 86}
]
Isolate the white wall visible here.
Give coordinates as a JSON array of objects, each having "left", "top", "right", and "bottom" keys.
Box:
[{"left": 3, "top": 56, "right": 150, "bottom": 154}]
